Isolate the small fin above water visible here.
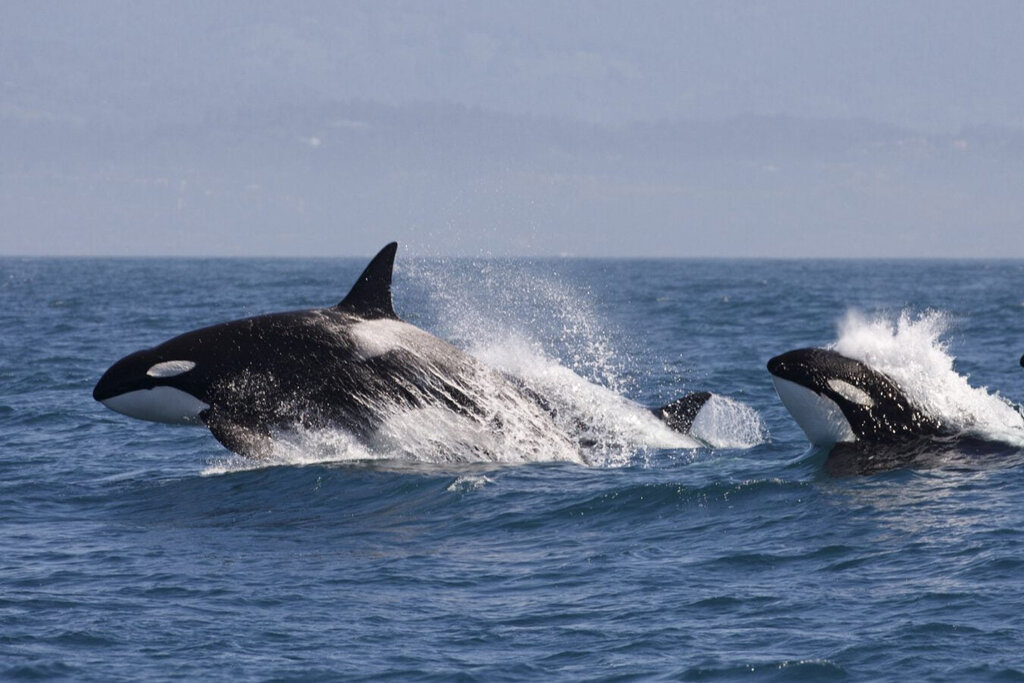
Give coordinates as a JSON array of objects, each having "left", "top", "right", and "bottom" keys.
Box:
[
  {"left": 336, "top": 242, "right": 399, "bottom": 319},
  {"left": 654, "top": 391, "right": 713, "bottom": 434}
]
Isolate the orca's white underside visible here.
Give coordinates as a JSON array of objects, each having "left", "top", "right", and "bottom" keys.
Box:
[
  {"left": 101, "top": 387, "right": 209, "bottom": 425},
  {"left": 771, "top": 376, "right": 855, "bottom": 445}
]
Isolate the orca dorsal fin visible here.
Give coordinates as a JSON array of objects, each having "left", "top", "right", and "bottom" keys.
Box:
[{"left": 336, "top": 242, "right": 399, "bottom": 319}]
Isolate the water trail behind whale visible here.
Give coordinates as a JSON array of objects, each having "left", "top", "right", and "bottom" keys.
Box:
[{"left": 412, "top": 258, "right": 766, "bottom": 462}]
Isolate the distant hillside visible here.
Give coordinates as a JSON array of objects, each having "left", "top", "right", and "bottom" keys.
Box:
[{"left": 2, "top": 101, "right": 1023, "bottom": 256}]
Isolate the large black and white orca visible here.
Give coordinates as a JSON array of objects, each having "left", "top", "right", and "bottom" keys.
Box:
[
  {"left": 94, "top": 242, "right": 714, "bottom": 462},
  {"left": 767, "top": 347, "right": 1019, "bottom": 474}
]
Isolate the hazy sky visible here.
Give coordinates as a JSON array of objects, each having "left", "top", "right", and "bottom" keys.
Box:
[{"left": 2, "top": 1, "right": 1023, "bottom": 257}]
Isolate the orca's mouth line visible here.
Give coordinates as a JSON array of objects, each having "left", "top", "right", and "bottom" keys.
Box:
[{"left": 93, "top": 375, "right": 162, "bottom": 402}]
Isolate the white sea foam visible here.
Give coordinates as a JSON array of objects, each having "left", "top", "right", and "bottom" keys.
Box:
[
  {"left": 370, "top": 400, "right": 584, "bottom": 466},
  {"left": 446, "top": 474, "right": 495, "bottom": 492},
  {"left": 475, "top": 338, "right": 701, "bottom": 467},
  {"left": 832, "top": 309, "right": 1024, "bottom": 446}
]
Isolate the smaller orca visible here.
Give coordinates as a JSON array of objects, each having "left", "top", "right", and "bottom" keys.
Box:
[
  {"left": 95, "top": 242, "right": 717, "bottom": 462},
  {"left": 767, "top": 347, "right": 945, "bottom": 445},
  {"left": 767, "top": 347, "right": 960, "bottom": 474},
  {"left": 768, "top": 347, "right": 1024, "bottom": 474}
]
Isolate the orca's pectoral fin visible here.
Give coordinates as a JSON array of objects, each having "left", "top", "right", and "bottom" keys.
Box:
[
  {"left": 202, "top": 410, "right": 274, "bottom": 459},
  {"left": 654, "top": 391, "right": 713, "bottom": 434}
]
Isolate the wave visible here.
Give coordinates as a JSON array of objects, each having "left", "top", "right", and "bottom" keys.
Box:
[{"left": 161, "top": 463, "right": 812, "bottom": 534}]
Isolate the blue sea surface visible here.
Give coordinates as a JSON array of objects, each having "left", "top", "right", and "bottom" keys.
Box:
[{"left": 3, "top": 256, "right": 1024, "bottom": 681}]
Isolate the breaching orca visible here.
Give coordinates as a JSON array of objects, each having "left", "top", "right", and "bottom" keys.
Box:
[
  {"left": 94, "top": 242, "right": 714, "bottom": 461},
  {"left": 767, "top": 347, "right": 1021, "bottom": 474}
]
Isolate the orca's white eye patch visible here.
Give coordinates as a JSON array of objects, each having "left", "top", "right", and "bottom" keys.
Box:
[
  {"left": 827, "top": 378, "right": 875, "bottom": 408},
  {"left": 146, "top": 360, "right": 197, "bottom": 378}
]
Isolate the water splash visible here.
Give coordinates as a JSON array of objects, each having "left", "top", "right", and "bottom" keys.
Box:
[
  {"left": 408, "top": 258, "right": 766, "bottom": 462},
  {"left": 446, "top": 474, "right": 495, "bottom": 492},
  {"left": 690, "top": 394, "right": 769, "bottom": 449},
  {"left": 833, "top": 309, "right": 1024, "bottom": 446},
  {"left": 406, "top": 258, "right": 628, "bottom": 392},
  {"left": 475, "top": 337, "right": 701, "bottom": 466}
]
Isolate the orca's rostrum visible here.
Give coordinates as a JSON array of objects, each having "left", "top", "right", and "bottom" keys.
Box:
[{"left": 94, "top": 243, "right": 714, "bottom": 461}]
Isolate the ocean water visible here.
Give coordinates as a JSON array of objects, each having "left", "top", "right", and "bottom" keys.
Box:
[{"left": 3, "top": 256, "right": 1024, "bottom": 681}]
